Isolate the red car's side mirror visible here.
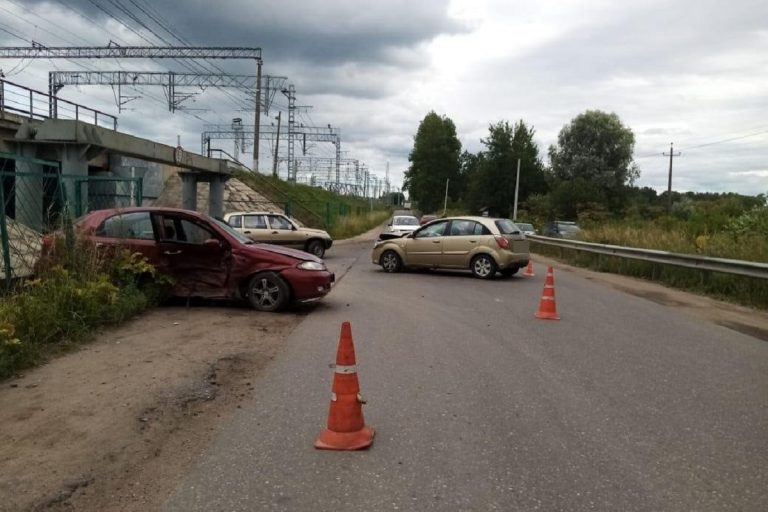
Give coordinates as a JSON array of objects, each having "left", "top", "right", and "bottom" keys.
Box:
[{"left": 203, "top": 238, "right": 222, "bottom": 249}]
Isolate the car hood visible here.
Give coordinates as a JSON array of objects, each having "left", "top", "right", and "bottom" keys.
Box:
[
  {"left": 379, "top": 231, "right": 408, "bottom": 241},
  {"left": 391, "top": 225, "right": 419, "bottom": 231},
  {"left": 249, "top": 242, "right": 322, "bottom": 263}
]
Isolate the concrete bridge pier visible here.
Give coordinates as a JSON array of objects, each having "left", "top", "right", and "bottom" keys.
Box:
[
  {"left": 180, "top": 171, "right": 228, "bottom": 219},
  {"left": 58, "top": 144, "right": 96, "bottom": 212},
  {"left": 13, "top": 143, "right": 43, "bottom": 231},
  {"left": 180, "top": 172, "right": 197, "bottom": 212}
]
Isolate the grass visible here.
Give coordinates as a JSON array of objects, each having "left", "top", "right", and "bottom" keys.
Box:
[
  {"left": 579, "top": 222, "right": 768, "bottom": 263},
  {"left": 329, "top": 210, "right": 391, "bottom": 239},
  {"left": 0, "top": 242, "right": 170, "bottom": 380},
  {"left": 235, "top": 171, "right": 388, "bottom": 233}
]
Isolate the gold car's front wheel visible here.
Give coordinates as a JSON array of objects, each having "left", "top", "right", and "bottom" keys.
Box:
[
  {"left": 380, "top": 250, "right": 403, "bottom": 273},
  {"left": 471, "top": 254, "right": 497, "bottom": 279}
]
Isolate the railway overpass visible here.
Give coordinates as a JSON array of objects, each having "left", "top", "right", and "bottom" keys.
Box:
[{"left": 0, "top": 78, "right": 245, "bottom": 225}]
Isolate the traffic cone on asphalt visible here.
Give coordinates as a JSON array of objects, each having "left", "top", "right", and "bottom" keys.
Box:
[
  {"left": 523, "top": 260, "right": 535, "bottom": 277},
  {"left": 535, "top": 266, "right": 560, "bottom": 320},
  {"left": 315, "top": 321, "right": 375, "bottom": 450}
]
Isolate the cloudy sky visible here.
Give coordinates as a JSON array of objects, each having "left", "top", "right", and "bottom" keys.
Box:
[{"left": 0, "top": 0, "right": 766, "bottom": 196}]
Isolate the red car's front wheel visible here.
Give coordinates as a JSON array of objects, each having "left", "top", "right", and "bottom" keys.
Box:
[{"left": 247, "top": 272, "right": 290, "bottom": 312}]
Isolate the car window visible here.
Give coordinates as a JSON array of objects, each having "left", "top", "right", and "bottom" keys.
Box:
[
  {"left": 394, "top": 216, "right": 419, "bottom": 226},
  {"left": 160, "top": 216, "right": 215, "bottom": 245},
  {"left": 211, "top": 217, "right": 252, "bottom": 244},
  {"left": 415, "top": 220, "right": 448, "bottom": 238},
  {"left": 96, "top": 212, "right": 155, "bottom": 240},
  {"left": 267, "top": 215, "right": 293, "bottom": 230},
  {"left": 228, "top": 215, "right": 242, "bottom": 228},
  {"left": 449, "top": 220, "right": 484, "bottom": 236},
  {"left": 244, "top": 215, "right": 267, "bottom": 229},
  {"left": 495, "top": 219, "right": 521, "bottom": 234}
]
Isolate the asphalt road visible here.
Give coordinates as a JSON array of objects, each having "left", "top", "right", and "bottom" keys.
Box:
[{"left": 163, "top": 241, "right": 768, "bottom": 511}]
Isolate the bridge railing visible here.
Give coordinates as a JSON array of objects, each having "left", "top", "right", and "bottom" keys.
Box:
[
  {"left": 0, "top": 78, "right": 118, "bottom": 130},
  {"left": 527, "top": 234, "right": 768, "bottom": 280}
]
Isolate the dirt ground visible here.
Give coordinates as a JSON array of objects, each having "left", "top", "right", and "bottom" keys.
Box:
[
  {"left": 0, "top": 304, "right": 307, "bottom": 512},
  {"left": 1, "top": 238, "right": 766, "bottom": 511}
]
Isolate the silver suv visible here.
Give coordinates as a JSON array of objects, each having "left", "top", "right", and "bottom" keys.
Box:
[{"left": 223, "top": 211, "right": 333, "bottom": 258}]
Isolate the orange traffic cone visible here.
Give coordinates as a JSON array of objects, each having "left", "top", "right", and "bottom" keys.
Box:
[
  {"left": 315, "top": 321, "right": 375, "bottom": 450},
  {"left": 523, "top": 260, "right": 535, "bottom": 277},
  {"left": 535, "top": 266, "right": 560, "bottom": 320}
]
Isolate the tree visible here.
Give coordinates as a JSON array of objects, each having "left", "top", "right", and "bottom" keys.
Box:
[
  {"left": 548, "top": 110, "right": 639, "bottom": 214},
  {"left": 403, "top": 112, "right": 462, "bottom": 213},
  {"left": 466, "top": 120, "right": 547, "bottom": 217}
]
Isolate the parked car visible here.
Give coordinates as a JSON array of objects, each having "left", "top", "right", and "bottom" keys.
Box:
[
  {"left": 223, "top": 211, "right": 333, "bottom": 258},
  {"left": 387, "top": 214, "right": 421, "bottom": 235},
  {"left": 419, "top": 214, "right": 438, "bottom": 225},
  {"left": 41, "top": 207, "right": 335, "bottom": 312},
  {"left": 544, "top": 220, "right": 581, "bottom": 239},
  {"left": 514, "top": 221, "right": 537, "bottom": 235},
  {"left": 372, "top": 216, "right": 530, "bottom": 279}
]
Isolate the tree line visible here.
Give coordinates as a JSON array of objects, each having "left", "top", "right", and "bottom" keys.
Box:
[{"left": 402, "top": 109, "right": 762, "bottom": 223}]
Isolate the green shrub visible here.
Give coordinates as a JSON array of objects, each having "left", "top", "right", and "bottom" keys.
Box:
[{"left": 0, "top": 243, "right": 170, "bottom": 380}]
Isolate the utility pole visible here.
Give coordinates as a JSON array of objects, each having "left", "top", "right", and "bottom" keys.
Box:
[
  {"left": 272, "top": 111, "right": 281, "bottom": 177},
  {"left": 663, "top": 142, "right": 681, "bottom": 214},
  {"left": 512, "top": 158, "right": 521, "bottom": 220},
  {"left": 443, "top": 178, "right": 450, "bottom": 215},
  {"left": 252, "top": 60, "right": 262, "bottom": 172}
]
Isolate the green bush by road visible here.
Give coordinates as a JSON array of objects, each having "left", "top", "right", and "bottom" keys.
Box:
[{"left": 0, "top": 245, "right": 169, "bottom": 380}]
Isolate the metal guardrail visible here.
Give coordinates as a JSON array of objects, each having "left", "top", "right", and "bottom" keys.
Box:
[
  {"left": 527, "top": 234, "right": 768, "bottom": 280},
  {"left": 0, "top": 78, "right": 118, "bottom": 129}
]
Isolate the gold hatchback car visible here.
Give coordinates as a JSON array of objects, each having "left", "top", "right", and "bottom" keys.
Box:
[
  {"left": 372, "top": 216, "right": 530, "bottom": 278},
  {"left": 224, "top": 211, "right": 333, "bottom": 258}
]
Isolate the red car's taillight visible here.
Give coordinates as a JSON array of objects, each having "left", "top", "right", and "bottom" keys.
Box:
[{"left": 494, "top": 235, "right": 509, "bottom": 249}]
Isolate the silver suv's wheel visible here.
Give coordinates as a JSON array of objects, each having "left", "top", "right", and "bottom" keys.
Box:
[
  {"left": 306, "top": 239, "right": 325, "bottom": 258},
  {"left": 381, "top": 250, "right": 402, "bottom": 273},
  {"left": 471, "top": 254, "right": 497, "bottom": 279}
]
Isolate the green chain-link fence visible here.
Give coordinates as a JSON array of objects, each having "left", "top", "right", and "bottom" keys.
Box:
[{"left": 0, "top": 152, "right": 143, "bottom": 288}]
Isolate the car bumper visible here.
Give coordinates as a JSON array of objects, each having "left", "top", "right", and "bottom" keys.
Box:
[
  {"left": 283, "top": 268, "right": 335, "bottom": 302},
  {"left": 496, "top": 252, "right": 529, "bottom": 270}
]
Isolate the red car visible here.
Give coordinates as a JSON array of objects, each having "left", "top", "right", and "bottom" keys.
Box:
[{"left": 45, "top": 207, "right": 335, "bottom": 312}]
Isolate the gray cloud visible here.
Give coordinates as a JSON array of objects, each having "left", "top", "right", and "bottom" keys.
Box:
[
  {"left": 1, "top": 0, "right": 766, "bottom": 194},
  {"left": 25, "top": 0, "right": 464, "bottom": 65}
]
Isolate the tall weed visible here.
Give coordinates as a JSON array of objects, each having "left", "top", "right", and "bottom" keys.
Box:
[
  {"left": 0, "top": 242, "right": 169, "bottom": 379},
  {"left": 329, "top": 210, "right": 391, "bottom": 239},
  {"left": 533, "top": 213, "right": 768, "bottom": 308}
]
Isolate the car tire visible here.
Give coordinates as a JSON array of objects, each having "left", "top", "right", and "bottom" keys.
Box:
[
  {"left": 471, "top": 254, "right": 497, "bottom": 279},
  {"left": 500, "top": 266, "right": 519, "bottom": 277},
  {"left": 306, "top": 239, "right": 325, "bottom": 259},
  {"left": 247, "top": 272, "right": 290, "bottom": 312},
  {"left": 380, "top": 250, "right": 402, "bottom": 273}
]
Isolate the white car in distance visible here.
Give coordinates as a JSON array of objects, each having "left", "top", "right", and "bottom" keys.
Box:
[{"left": 387, "top": 215, "right": 421, "bottom": 235}]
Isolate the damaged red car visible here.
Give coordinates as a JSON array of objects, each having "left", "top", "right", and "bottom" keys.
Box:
[{"left": 47, "top": 207, "right": 335, "bottom": 312}]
